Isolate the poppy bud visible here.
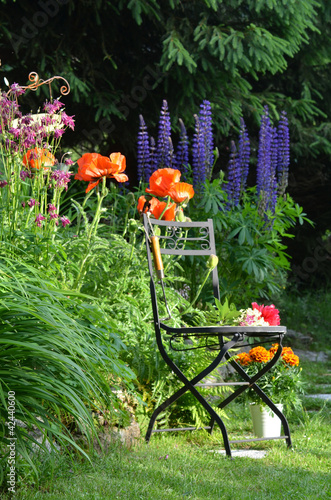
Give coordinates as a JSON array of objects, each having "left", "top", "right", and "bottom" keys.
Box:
[
  {"left": 127, "top": 218, "right": 138, "bottom": 233},
  {"left": 126, "top": 192, "right": 135, "bottom": 206},
  {"left": 206, "top": 254, "right": 218, "bottom": 270},
  {"left": 176, "top": 208, "right": 186, "bottom": 222}
]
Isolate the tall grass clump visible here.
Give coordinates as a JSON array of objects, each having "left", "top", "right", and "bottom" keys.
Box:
[{"left": 0, "top": 257, "right": 134, "bottom": 488}]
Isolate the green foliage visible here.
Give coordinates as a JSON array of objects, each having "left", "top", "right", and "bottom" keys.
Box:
[
  {"left": 196, "top": 298, "right": 242, "bottom": 326},
  {"left": 0, "top": 258, "right": 134, "bottom": 485},
  {"left": 0, "top": 0, "right": 329, "bottom": 154},
  {"left": 186, "top": 179, "right": 312, "bottom": 303}
]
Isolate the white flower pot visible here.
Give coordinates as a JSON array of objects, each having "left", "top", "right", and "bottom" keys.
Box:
[{"left": 249, "top": 403, "right": 283, "bottom": 438}]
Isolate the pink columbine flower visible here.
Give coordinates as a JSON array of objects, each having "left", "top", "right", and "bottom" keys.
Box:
[
  {"left": 43, "top": 99, "right": 64, "bottom": 114},
  {"left": 10, "top": 83, "right": 25, "bottom": 97},
  {"left": 48, "top": 204, "right": 57, "bottom": 213},
  {"left": 54, "top": 128, "right": 65, "bottom": 139},
  {"left": 51, "top": 170, "right": 73, "bottom": 191},
  {"left": 20, "top": 169, "right": 32, "bottom": 180},
  {"left": 50, "top": 213, "right": 59, "bottom": 225},
  {"left": 0, "top": 180, "right": 8, "bottom": 188},
  {"left": 60, "top": 216, "right": 70, "bottom": 228},
  {"left": 61, "top": 112, "right": 75, "bottom": 130},
  {"left": 35, "top": 213, "right": 46, "bottom": 227},
  {"left": 28, "top": 198, "right": 36, "bottom": 208}
]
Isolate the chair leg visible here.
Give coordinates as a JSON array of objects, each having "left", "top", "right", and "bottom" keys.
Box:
[
  {"left": 209, "top": 347, "right": 292, "bottom": 448},
  {"left": 146, "top": 333, "right": 242, "bottom": 456}
]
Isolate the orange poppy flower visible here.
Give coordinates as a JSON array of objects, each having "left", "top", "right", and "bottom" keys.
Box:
[
  {"left": 145, "top": 168, "right": 181, "bottom": 198},
  {"left": 137, "top": 195, "right": 159, "bottom": 214},
  {"left": 22, "top": 147, "right": 55, "bottom": 170},
  {"left": 168, "top": 182, "right": 194, "bottom": 203},
  {"left": 152, "top": 200, "right": 176, "bottom": 221},
  {"left": 75, "top": 152, "right": 128, "bottom": 193},
  {"left": 137, "top": 195, "right": 176, "bottom": 221}
]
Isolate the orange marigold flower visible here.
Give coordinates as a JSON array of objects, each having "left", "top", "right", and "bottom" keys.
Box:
[
  {"left": 249, "top": 346, "right": 271, "bottom": 363},
  {"left": 23, "top": 147, "right": 55, "bottom": 170},
  {"left": 137, "top": 195, "right": 176, "bottom": 221},
  {"left": 282, "top": 346, "right": 294, "bottom": 354},
  {"left": 168, "top": 182, "right": 194, "bottom": 204},
  {"left": 75, "top": 152, "right": 128, "bottom": 193},
  {"left": 282, "top": 348, "right": 299, "bottom": 367},
  {"left": 145, "top": 168, "right": 181, "bottom": 198},
  {"left": 236, "top": 352, "right": 251, "bottom": 366},
  {"left": 269, "top": 343, "right": 280, "bottom": 358}
]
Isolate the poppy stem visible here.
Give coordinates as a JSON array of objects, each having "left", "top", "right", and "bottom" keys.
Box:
[
  {"left": 180, "top": 268, "right": 212, "bottom": 316},
  {"left": 158, "top": 196, "right": 171, "bottom": 220}
]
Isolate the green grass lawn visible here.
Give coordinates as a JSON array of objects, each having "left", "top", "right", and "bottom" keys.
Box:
[{"left": 3, "top": 360, "right": 330, "bottom": 500}]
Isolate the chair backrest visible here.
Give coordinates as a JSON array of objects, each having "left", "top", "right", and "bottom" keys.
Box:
[{"left": 143, "top": 214, "right": 220, "bottom": 325}]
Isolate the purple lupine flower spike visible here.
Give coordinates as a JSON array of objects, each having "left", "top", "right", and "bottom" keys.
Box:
[
  {"left": 199, "top": 100, "right": 214, "bottom": 176},
  {"left": 192, "top": 114, "right": 206, "bottom": 191},
  {"left": 256, "top": 106, "right": 273, "bottom": 214},
  {"left": 175, "top": 118, "right": 189, "bottom": 178},
  {"left": 269, "top": 127, "right": 279, "bottom": 215},
  {"left": 226, "top": 141, "right": 241, "bottom": 208},
  {"left": 149, "top": 136, "right": 158, "bottom": 175},
  {"left": 237, "top": 117, "right": 250, "bottom": 196},
  {"left": 168, "top": 136, "right": 174, "bottom": 167},
  {"left": 137, "top": 114, "right": 150, "bottom": 183},
  {"left": 277, "top": 111, "right": 290, "bottom": 196},
  {"left": 156, "top": 100, "right": 172, "bottom": 169}
]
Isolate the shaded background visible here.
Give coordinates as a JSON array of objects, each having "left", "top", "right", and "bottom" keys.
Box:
[{"left": 1, "top": 0, "right": 331, "bottom": 286}]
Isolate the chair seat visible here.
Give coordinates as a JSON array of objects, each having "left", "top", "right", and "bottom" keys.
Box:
[{"left": 160, "top": 322, "right": 286, "bottom": 336}]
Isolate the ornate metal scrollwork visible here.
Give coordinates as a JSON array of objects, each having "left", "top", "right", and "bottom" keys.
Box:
[
  {"left": 160, "top": 225, "right": 211, "bottom": 251},
  {"left": 6, "top": 72, "right": 70, "bottom": 100}
]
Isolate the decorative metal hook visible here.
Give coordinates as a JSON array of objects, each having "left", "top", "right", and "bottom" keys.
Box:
[{"left": 6, "top": 72, "right": 70, "bottom": 100}]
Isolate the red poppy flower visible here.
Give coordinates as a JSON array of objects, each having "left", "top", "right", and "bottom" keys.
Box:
[
  {"left": 137, "top": 195, "right": 176, "bottom": 221},
  {"left": 75, "top": 152, "right": 128, "bottom": 193},
  {"left": 251, "top": 303, "right": 280, "bottom": 326},
  {"left": 23, "top": 148, "right": 55, "bottom": 170},
  {"left": 168, "top": 182, "right": 194, "bottom": 203},
  {"left": 145, "top": 168, "right": 181, "bottom": 198}
]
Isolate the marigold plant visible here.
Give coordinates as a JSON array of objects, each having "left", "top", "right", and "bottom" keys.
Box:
[{"left": 235, "top": 343, "right": 304, "bottom": 409}]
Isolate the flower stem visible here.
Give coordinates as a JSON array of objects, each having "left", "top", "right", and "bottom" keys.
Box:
[{"left": 181, "top": 268, "right": 212, "bottom": 316}]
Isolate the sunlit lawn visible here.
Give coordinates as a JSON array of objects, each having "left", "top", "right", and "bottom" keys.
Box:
[{"left": 4, "top": 360, "right": 330, "bottom": 500}]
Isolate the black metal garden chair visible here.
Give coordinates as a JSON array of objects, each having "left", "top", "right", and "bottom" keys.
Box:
[{"left": 143, "top": 213, "right": 291, "bottom": 457}]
